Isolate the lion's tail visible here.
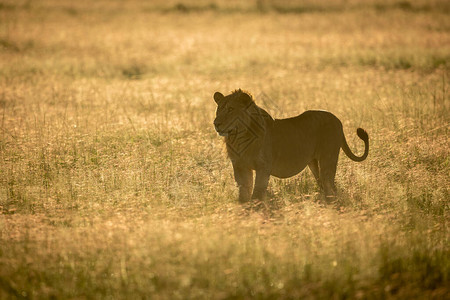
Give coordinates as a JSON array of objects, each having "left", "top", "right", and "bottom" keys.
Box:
[{"left": 342, "top": 128, "right": 369, "bottom": 162}]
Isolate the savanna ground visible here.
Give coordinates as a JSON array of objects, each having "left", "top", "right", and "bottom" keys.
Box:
[{"left": 0, "top": 0, "right": 449, "bottom": 299}]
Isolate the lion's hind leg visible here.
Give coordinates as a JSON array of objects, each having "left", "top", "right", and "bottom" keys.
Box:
[
  {"left": 308, "top": 159, "right": 322, "bottom": 188},
  {"left": 318, "top": 154, "right": 339, "bottom": 199}
]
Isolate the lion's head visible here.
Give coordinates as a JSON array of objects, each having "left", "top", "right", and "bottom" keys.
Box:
[{"left": 213, "top": 89, "right": 255, "bottom": 137}]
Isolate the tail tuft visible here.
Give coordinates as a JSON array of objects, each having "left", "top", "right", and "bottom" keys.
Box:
[
  {"left": 357, "top": 128, "right": 368, "bottom": 141},
  {"left": 342, "top": 127, "right": 369, "bottom": 162}
]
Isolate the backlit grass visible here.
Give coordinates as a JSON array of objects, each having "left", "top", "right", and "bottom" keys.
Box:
[{"left": 0, "top": 0, "right": 449, "bottom": 299}]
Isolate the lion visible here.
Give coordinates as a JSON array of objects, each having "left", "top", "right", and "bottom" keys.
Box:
[{"left": 213, "top": 89, "right": 369, "bottom": 202}]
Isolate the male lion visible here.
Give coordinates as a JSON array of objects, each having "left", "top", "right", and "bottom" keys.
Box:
[{"left": 213, "top": 89, "right": 369, "bottom": 202}]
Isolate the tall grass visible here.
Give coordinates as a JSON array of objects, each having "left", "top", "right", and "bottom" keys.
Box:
[{"left": 0, "top": 0, "right": 448, "bottom": 299}]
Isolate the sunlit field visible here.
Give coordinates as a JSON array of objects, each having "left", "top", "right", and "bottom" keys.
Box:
[{"left": 0, "top": 0, "right": 449, "bottom": 298}]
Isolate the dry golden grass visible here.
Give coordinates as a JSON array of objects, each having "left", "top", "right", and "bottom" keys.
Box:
[{"left": 0, "top": 0, "right": 449, "bottom": 299}]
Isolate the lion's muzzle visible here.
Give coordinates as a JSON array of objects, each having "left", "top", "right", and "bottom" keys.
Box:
[{"left": 214, "top": 121, "right": 235, "bottom": 137}]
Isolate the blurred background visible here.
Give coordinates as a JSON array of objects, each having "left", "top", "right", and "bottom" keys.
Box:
[{"left": 0, "top": 0, "right": 448, "bottom": 299}]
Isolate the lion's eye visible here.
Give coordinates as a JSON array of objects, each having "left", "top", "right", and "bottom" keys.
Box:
[{"left": 227, "top": 107, "right": 234, "bottom": 113}]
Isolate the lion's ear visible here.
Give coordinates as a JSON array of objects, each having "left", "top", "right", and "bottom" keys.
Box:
[
  {"left": 241, "top": 92, "right": 253, "bottom": 104},
  {"left": 213, "top": 92, "right": 225, "bottom": 104}
]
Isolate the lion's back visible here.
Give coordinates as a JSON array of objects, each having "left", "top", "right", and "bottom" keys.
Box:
[{"left": 273, "top": 110, "right": 342, "bottom": 140}]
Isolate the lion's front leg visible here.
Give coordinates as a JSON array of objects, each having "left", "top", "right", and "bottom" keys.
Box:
[
  {"left": 252, "top": 170, "right": 270, "bottom": 201},
  {"left": 232, "top": 163, "right": 253, "bottom": 203}
]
